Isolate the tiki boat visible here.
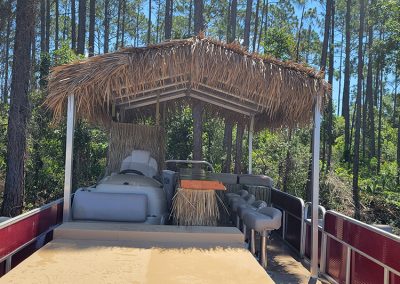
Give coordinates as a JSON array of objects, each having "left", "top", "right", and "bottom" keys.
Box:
[{"left": 1, "top": 36, "right": 400, "bottom": 284}]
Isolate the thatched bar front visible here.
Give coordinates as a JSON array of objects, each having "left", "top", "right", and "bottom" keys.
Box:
[{"left": 45, "top": 35, "right": 329, "bottom": 280}]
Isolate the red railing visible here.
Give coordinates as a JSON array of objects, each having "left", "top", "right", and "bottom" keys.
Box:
[
  {"left": 0, "top": 198, "right": 63, "bottom": 277},
  {"left": 321, "top": 211, "right": 400, "bottom": 284}
]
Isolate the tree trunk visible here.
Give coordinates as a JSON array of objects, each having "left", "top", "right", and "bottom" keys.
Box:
[
  {"left": 352, "top": 0, "right": 365, "bottom": 220},
  {"left": 326, "top": 0, "right": 335, "bottom": 172},
  {"left": 377, "top": 60, "right": 384, "bottom": 174},
  {"left": 40, "top": 0, "right": 46, "bottom": 53},
  {"left": 115, "top": 0, "right": 122, "bottom": 49},
  {"left": 121, "top": 0, "right": 126, "bottom": 46},
  {"left": 188, "top": 0, "right": 193, "bottom": 35},
  {"left": 88, "top": 0, "right": 95, "bottom": 56},
  {"left": 156, "top": 0, "right": 161, "bottom": 42},
  {"left": 77, "top": 0, "right": 86, "bottom": 55},
  {"left": 366, "top": 1, "right": 375, "bottom": 158},
  {"left": 337, "top": 30, "right": 344, "bottom": 115},
  {"left": 2, "top": 11, "right": 11, "bottom": 104},
  {"left": 192, "top": 101, "right": 203, "bottom": 160},
  {"left": 45, "top": 0, "right": 50, "bottom": 52},
  {"left": 223, "top": 119, "right": 233, "bottom": 173},
  {"left": 1, "top": 0, "right": 35, "bottom": 217},
  {"left": 71, "top": 0, "right": 76, "bottom": 50},
  {"left": 257, "top": 0, "right": 267, "bottom": 52},
  {"left": 234, "top": 123, "right": 244, "bottom": 174},
  {"left": 251, "top": 0, "right": 260, "bottom": 52},
  {"left": 194, "top": 0, "right": 204, "bottom": 34},
  {"left": 342, "top": 0, "right": 351, "bottom": 163},
  {"left": 104, "top": 0, "right": 109, "bottom": 53},
  {"left": 243, "top": 0, "right": 252, "bottom": 48},
  {"left": 55, "top": 0, "right": 59, "bottom": 50},
  {"left": 227, "top": 0, "right": 237, "bottom": 42},
  {"left": 320, "top": 0, "right": 331, "bottom": 71},
  {"left": 165, "top": 0, "right": 173, "bottom": 40},
  {"left": 295, "top": 3, "right": 306, "bottom": 62},
  {"left": 147, "top": 0, "right": 152, "bottom": 44}
]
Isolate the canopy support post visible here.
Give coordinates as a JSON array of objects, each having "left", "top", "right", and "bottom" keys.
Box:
[
  {"left": 248, "top": 115, "right": 254, "bottom": 174},
  {"left": 63, "top": 95, "right": 76, "bottom": 222},
  {"left": 310, "top": 95, "right": 321, "bottom": 279}
]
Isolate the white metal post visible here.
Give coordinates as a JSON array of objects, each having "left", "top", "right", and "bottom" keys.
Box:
[
  {"left": 248, "top": 115, "right": 254, "bottom": 174},
  {"left": 310, "top": 95, "right": 321, "bottom": 279},
  {"left": 63, "top": 95, "right": 76, "bottom": 222}
]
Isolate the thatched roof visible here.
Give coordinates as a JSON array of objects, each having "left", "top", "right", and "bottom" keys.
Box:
[{"left": 46, "top": 35, "right": 329, "bottom": 130}]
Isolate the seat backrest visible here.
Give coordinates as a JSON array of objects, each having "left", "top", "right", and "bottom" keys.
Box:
[
  {"left": 72, "top": 190, "right": 148, "bottom": 222},
  {"left": 120, "top": 150, "right": 158, "bottom": 177}
]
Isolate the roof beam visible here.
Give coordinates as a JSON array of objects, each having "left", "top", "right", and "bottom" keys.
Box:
[
  {"left": 189, "top": 91, "right": 252, "bottom": 116},
  {"left": 197, "top": 83, "right": 264, "bottom": 109},
  {"left": 192, "top": 87, "right": 260, "bottom": 113},
  {"left": 121, "top": 89, "right": 187, "bottom": 109},
  {"left": 115, "top": 81, "right": 189, "bottom": 104}
]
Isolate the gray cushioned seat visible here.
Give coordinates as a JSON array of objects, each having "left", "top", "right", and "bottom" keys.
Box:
[
  {"left": 225, "top": 189, "right": 248, "bottom": 201},
  {"left": 242, "top": 206, "right": 282, "bottom": 268}
]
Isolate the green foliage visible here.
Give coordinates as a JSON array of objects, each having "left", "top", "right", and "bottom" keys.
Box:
[{"left": 262, "top": 26, "right": 296, "bottom": 60}]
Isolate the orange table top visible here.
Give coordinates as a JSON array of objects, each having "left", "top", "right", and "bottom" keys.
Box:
[{"left": 179, "top": 179, "right": 226, "bottom": 191}]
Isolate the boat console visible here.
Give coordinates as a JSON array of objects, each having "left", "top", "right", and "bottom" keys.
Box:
[{"left": 72, "top": 150, "right": 173, "bottom": 224}]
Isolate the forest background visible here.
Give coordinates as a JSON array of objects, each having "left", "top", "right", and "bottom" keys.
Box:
[{"left": 0, "top": 0, "right": 399, "bottom": 233}]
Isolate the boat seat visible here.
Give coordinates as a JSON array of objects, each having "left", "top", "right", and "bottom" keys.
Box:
[
  {"left": 225, "top": 189, "right": 248, "bottom": 202},
  {"left": 242, "top": 207, "right": 282, "bottom": 268},
  {"left": 237, "top": 200, "right": 267, "bottom": 237},
  {"left": 72, "top": 190, "right": 148, "bottom": 222},
  {"left": 120, "top": 150, "right": 158, "bottom": 178}
]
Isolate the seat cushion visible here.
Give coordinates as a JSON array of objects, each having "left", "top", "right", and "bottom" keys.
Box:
[
  {"left": 72, "top": 190, "right": 148, "bottom": 222},
  {"left": 242, "top": 207, "right": 282, "bottom": 232}
]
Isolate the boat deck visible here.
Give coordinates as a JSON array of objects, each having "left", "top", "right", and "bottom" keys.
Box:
[{"left": 1, "top": 222, "right": 273, "bottom": 284}]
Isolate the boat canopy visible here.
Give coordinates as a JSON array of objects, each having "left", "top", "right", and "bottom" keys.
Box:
[
  {"left": 44, "top": 34, "right": 329, "bottom": 280},
  {"left": 45, "top": 35, "right": 328, "bottom": 130}
]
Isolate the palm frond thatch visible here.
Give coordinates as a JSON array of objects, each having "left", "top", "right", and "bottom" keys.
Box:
[{"left": 46, "top": 35, "right": 329, "bottom": 130}]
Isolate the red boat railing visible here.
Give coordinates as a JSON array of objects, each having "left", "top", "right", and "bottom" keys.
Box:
[
  {"left": 0, "top": 198, "right": 63, "bottom": 277},
  {"left": 1, "top": 185, "right": 400, "bottom": 283}
]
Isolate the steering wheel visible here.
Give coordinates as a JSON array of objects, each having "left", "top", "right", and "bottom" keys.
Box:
[{"left": 119, "top": 169, "right": 145, "bottom": 176}]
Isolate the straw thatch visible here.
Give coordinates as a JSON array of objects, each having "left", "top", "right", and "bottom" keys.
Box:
[
  {"left": 172, "top": 188, "right": 220, "bottom": 226},
  {"left": 46, "top": 35, "right": 329, "bottom": 130},
  {"left": 106, "top": 122, "right": 165, "bottom": 175}
]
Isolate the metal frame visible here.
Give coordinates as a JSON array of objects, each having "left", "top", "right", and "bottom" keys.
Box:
[
  {"left": 165, "top": 160, "right": 215, "bottom": 172},
  {"left": 0, "top": 198, "right": 63, "bottom": 274},
  {"left": 320, "top": 210, "right": 400, "bottom": 284},
  {"left": 63, "top": 95, "right": 75, "bottom": 222},
  {"left": 310, "top": 95, "right": 321, "bottom": 278},
  {"left": 248, "top": 115, "right": 254, "bottom": 174}
]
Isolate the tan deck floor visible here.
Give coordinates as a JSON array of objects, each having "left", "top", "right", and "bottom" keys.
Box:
[
  {"left": 1, "top": 222, "right": 274, "bottom": 284},
  {"left": 266, "top": 236, "right": 329, "bottom": 284}
]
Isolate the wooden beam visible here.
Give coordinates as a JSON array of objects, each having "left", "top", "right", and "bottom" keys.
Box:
[{"left": 189, "top": 92, "right": 252, "bottom": 116}]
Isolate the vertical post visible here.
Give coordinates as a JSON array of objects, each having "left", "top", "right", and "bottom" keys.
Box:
[
  {"left": 63, "top": 95, "right": 76, "bottom": 222},
  {"left": 248, "top": 115, "right": 254, "bottom": 174},
  {"left": 310, "top": 95, "right": 321, "bottom": 279}
]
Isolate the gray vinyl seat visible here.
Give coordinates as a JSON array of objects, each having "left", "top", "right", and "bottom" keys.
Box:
[
  {"left": 230, "top": 193, "right": 255, "bottom": 212},
  {"left": 242, "top": 207, "right": 282, "bottom": 268},
  {"left": 230, "top": 194, "right": 255, "bottom": 228},
  {"left": 237, "top": 200, "right": 267, "bottom": 240},
  {"left": 225, "top": 189, "right": 248, "bottom": 201}
]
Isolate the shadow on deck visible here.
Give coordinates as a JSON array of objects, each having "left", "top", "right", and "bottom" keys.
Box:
[{"left": 266, "top": 236, "right": 329, "bottom": 284}]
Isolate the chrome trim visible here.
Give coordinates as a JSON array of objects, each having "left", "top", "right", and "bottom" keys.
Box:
[
  {"left": 345, "top": 246, "right": 351, "bottom": 284},
  {"left": 384, "top": 268, "right": 389, "bottom": 284},
  {"left": 165, "top": 160, "right": 215, "bottom": 172}
]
